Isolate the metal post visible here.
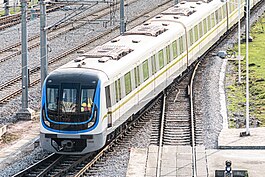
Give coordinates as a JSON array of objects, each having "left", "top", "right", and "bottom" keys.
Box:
[
  {"left": 238, "top": 0, "right": 241, "bottom": 83},
  {"left": 40, "top": 0, "right": 48, "bottom": 87},
  {"left": 16, "top": 0, "right": 33, "bottom": 120},
  {"left": 13, "top": 0, "right": 17, "bottom": 13},
  {"left": 245, "top": 0, "right": 250, "bottom": 135},
  {"left": 4, "top": 0, "right": 10, "bottom": 16},
  {"left": 30, "top": 6, "right": 36, "bottom": 20},
  {"left": 21, "top": 0, "right": 28, "bottom": 110},
  {"left": 120, "top": 0, "right": 125, "bottom": 34}
]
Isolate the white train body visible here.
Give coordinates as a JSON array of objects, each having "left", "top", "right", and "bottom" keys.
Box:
[{"left": 40, "top": 0, "right": 261, "bottom": 154}]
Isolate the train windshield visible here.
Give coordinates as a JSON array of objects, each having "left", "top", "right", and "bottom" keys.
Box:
[
  {"left": 80, "top": 88, "right": 95, "bottom": 113},
  {"left": 61, "top": 85, "right": 79, "bottom": 113},
  {"left": 46, "top": 84, "right": 96, "bottom": 115},
  {"left": 47, "top": 87, "right": 59, "bottom": 111}
]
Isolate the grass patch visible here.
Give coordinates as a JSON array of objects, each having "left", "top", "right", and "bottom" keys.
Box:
[
  {"left": 226, "top": 15, "right": 265, "bottom": 127},
  {"left": 0, "top": 0, "right": 39, "bottom": 17}
]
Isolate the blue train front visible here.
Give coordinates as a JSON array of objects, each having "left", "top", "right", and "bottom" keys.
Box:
[{"left": 40, "top": 67, "right": 108, "bottom": 154}]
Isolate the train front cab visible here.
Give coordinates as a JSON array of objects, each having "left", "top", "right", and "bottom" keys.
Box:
[{"left": 40, "top": 68, "right": 107, "bottom": 154}]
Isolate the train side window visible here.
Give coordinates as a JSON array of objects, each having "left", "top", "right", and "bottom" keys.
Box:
[
  {"left": 110, "top": 83, "right": 116, "bottom": 105},
  {"left": 207, "top": 15, "right": 211, "bottom": 30},
  {"left": 189, "top": 29, "right": 194, "bottom": 46},
  {"left": 230, "top": 0, "right": 235, "bottom": 11},
  {"left": 203, "top": 18, "right": 207, "bottom": 34},
  {"left": 194, "top": 25, "right": 199, "bottom": 42},
  {"left": 158, "top": 50, "right": 164, "bottom": 69},
  {"left": 134, "top": 66, "right": 140, "bottom": 87},
  {"left": 105, "top": 86, "right": 111, "bottom": 108},
  {"left": 172, "top": 40, "right": 177, "bottom": 58},
  {"left": 221, "top": 6, "right": 225, "bottom": 20},
  {"left": 199, "top": 22, "right": 203, "bottom": 38},
  {"left": 166, "top": 45, "right": 170, "bottom": 64},
  {"left": 215, "top": 10, "right": 219, "bottom": 24},
  {"left": 176, "top": 39, "right": 180, "bottom": 57},
  {"left": 142, "top": 60, "right": 149, "bottom": 81},
  {"left": 124, "top": 72, "right": 132, "bottom": 95},
  {"left": 179, "top": 36, "right": 184, "bottom": 54},
  {"left": 222, "top": 5, "right": 226, "bottom": 20},
  {"left": 219, "top": 8, "right": 222, "bottom": 21},
  {"left": 151, "top": 55, "right": 157, "bottom": 74},
  {"left": 211, "top": 13, "right": 216, "bottom": 28},
  {"left": 216, "top": 9, "right": 222, "bottom": 23},
  {"left": 183, "top": 35, "right": 187, "bottom": 52},
  {"left": 115, "top": 78, "right": 121, "bottom": 102}
]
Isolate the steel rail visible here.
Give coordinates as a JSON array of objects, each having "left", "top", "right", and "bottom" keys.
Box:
[
  {"left": 189, "top": 61, "right": 201, "bottom": 177},
  {"left": 156, "top": 93, "right": 166, "bottom": 177},
  {"left": 12, "top": 153, "right": 61, "bottom": 177}
]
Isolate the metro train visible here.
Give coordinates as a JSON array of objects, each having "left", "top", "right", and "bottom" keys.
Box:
[{"left": 40, "top": 0, "right": 261, "bottom": 154}]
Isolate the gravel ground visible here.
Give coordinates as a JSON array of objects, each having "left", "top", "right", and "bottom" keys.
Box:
[
  {"left": 0, "top": 147, "right": 50, "bottom": 177},
  {"left": 0, "top": 0, "right": 265, "bottom": 176}
]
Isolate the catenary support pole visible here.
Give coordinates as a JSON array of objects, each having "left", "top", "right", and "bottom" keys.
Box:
[
  {"left": 16, "top": 0, "right": 33, "bottom": 120},
  {"left": 40, "top": 0, "right": 48, "bottom": 87},
  {"left": 245, "top": 0, "right": 250, "bottom": 135},
  {"left": 21, "top": 0, "right": 29, "bottom": 110},
  {"left": 120, "top": 0, "right": 125, "bottom": 34},
  {"left": 4, "top": 0, "right": 10, "bottom": 16},
  {"left": 238, "top": 0, "right": 241, "bottom": 83}
]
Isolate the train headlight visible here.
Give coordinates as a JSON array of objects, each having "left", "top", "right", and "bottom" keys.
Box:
[
  {"left": 87, "top": 121, "right": 94, "bottom": 127},
  {"left": 44, "top": 120, "right": 50, "bottom": 127},
  {"left": 87, "top": 108, "right": 97, "bottom": 128}
]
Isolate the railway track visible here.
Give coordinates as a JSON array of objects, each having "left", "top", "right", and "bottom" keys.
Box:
[
  {"left": 0, "top": 5, "right": 63, "bottom": 31},
  {"left": 12, "top": 152, "right": 99, "bottom": 177},
  {"left": 149, "top": 66, "right": 203, "bottom": 146},
  {"left": 149, "top": 60, "right": 203, "bottom": 176},
  {"left": 0, "top": 0, "right": 172, "bottom": 106}
]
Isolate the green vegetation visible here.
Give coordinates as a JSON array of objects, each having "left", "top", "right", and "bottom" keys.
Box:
[
  {"left": 226, "top": 16, "right": 265, "bottom": 128},
  {"left": 0, "top": 6, "right": 20, "bottom": 16},
  {"left": 0, "top": 0, "right": 39, "bottom": 17}
]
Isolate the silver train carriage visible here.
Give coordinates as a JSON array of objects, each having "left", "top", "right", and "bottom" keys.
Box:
[{"left": 40, "top": 0, "right": 261, "bottom": 154}]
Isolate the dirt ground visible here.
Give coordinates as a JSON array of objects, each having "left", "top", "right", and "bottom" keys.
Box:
[{"left": 0, "top": 119, "right": 39, "bottom": 149}]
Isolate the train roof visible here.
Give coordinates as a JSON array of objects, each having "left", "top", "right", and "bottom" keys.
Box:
[{"left": 57, "top": 0, "right": 223, "bottom": 82}]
